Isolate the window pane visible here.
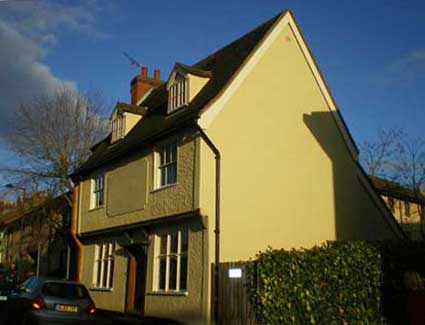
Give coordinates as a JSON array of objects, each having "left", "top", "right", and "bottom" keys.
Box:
[
  {"left": 96, "top": 260, "right": 102, "bottom": 287},
  {"left": 99, "top": 191, "right": 104, "bottom": 206},
  {"left": 42, "top": 283, "right": 89, "bottom": 299},
  {"left": 160, "top": 167, "right": 166, "bottom": 187},
  {"left": 159, "top": 258, "right": 166, "bottom": 290},
  {"left": 102, "top": 260, "right": 108, "bottom": 288},
  {"left": 166, "top": 145, "right": 172, "bottom": 163},
  {"left": 180, "top": 255, "right": 188, "bottom": 291},
  {"left": 171, "top": 143, "right": 177, "bottom": 162},
  {"left": 108, "top": 259, "right": 114, "bottom": 288},
  {"left": 160, "top": 235, "right": 167, "bottom": 255},
  {"left": 170, "top": 232, "right": 178, "bottom": 254},
  {"left": 160, "top": 150, "right": 165, "bottom": 166},
  {"left": 169, "top": 256, "right": 177, "bottom": 290},
  {"left": 167, "top": 163, "right": 177, "bottom": 184},
  {"left": 98, "top": 244, "right": 103, "bottom": 260},
  {"left": 181, "top": 229, "right": 188, "bottom": 253}
]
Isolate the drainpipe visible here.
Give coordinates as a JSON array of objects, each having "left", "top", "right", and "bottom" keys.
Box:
[
  {"left": 71, "top": 184, "right": 83, "bottom": 282},
  {"left": 197, "top": 127, "right": 221, "bottom": 323}
]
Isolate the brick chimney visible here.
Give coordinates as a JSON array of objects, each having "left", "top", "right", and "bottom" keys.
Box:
[{"left": 130, "top": 67, "right": 162, "bottom": 105}]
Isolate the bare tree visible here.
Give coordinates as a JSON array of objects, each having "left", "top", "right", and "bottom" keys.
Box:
[
  {"left": 394, "top": 138, "right": 425, "bottom": 233},
  {"left": 1, "top": 85, "right": 109, "bottom": 205},
  {"left": 362, "top": 128, "right": 425, "bottom": 236},
  {"left": 361, "top": 128, "right": 404, "bottom": 179}
]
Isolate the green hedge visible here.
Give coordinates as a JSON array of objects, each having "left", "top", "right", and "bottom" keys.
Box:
[{"left": 246, "top": 241, "right": 383, "bottom": 324}]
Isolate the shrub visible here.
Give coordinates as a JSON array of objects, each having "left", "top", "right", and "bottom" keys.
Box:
[{"left": 246, "top": 241, "right": 383, "bottom": 324}]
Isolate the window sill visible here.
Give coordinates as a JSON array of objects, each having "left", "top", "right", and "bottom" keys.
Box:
[
  {"left": 151, "top": 183, "right": 178, "bottom": 193},
  {"left": 147, "top": 291, "right": 188, "bottom": 297},
  {"left": 89, "top": 287, "right": 113, "bottom": 292},
  {"left": 167, "top": 104, "right": 188, "bottom": 116},
  {"left": 88, "top": 206, "right": 104, "bottom": 212}
]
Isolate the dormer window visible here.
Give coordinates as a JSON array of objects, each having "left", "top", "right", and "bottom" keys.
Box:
[
  {"left": 111, "top": 113, "right": 125, "bottom": 142},
  {"left": 168, "top": 77, "right": 188, "bottom": 113}
]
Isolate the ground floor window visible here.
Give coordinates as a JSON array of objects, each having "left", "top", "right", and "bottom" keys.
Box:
[
  {"left": 93, "top": 242, "right": 115, "bottom": 289},
  {"left": 155, "top": 228, "right": 188, "bottom": 292}
]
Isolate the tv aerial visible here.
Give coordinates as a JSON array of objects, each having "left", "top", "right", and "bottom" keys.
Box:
[{"left": 122, "top": 51, "right": 141, "bottom": 68}]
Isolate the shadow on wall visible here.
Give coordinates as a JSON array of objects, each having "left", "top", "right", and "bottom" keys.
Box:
[{"left": 303, "top": 111, "right": 380, "bottom": 241}]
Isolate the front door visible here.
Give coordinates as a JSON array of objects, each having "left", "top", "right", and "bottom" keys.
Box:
[{"left": 124, "top": 244, "right": 147, "bottom": 314}]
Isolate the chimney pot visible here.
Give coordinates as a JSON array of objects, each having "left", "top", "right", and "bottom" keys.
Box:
[
  {"left": 154, "top": 69, "right": 160, "bottom": 81},
  {"left": 131, "top": 66, "right": 161, "bottom": 105}
]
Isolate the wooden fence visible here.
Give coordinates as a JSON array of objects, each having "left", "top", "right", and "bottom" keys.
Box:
[{"left": 213, "top": 261, "right": 257, "bottom": 324}]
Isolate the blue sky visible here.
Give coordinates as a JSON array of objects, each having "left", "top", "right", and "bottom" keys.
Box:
[{"left": 0, "top": 0, "right": 424, "bottom": 189}]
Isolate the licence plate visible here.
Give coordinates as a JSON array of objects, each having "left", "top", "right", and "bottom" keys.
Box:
[
  {"left": 0, "top": 296, "right": 7, "bottom": 301},
  {"left": 56, "top": 304, "right": 78, "bottom": 313}
]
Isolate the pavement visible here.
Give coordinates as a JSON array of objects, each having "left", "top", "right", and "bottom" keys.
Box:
[
  {"left": 96, "top": 309, "right": 183, "bottom": 325},
  {"left": 0, "top": 302, "right": 183, "bottom": 324}
]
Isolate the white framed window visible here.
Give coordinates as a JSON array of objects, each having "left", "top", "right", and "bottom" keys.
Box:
[
  {"left": 168, "top": 78, "right": 188, "bottom": 113},
  {"left": 111, "top": 115, "right": 125, "bottom": 142},
  {"left": 155, "top": 142, "right": 177, "bottom": 189},
  {"left": 91, "top": 174, "right": 105, "bottom": 208},
  {"left": 92, "top": 242, "right": 115, "bottom": 289},
  {"left": 154, "top": 228, "right": 188, "bottom": 292}
]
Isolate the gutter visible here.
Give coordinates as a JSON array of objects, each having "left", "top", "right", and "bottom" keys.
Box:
[
  {"left": 197, "top": 126, "right": 221, "bottom": 323},
  {"left": 70, "top": 184, "right": 84, "bottom": 281}
]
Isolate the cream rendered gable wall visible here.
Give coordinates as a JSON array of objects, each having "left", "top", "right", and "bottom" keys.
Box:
[
  {"left": 188, "top": 74, "right": 209, "bottom": 102},
  {"left": 124, "top": 112, "right": 142, "bottom": 135},
  {"left": 198, "top": 14, "right": 400, "bottom": 262}
]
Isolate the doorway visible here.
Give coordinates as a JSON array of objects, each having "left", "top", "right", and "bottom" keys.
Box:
[{"left": 124, "top": 244, "right": 148, "bottom": 314}]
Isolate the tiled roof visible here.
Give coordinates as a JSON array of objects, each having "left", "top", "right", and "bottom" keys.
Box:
[
  {"left": 72, "top": 10, "right": 286, "bottom": 178},
  {"left": 369, "top": 175, "right": 425, "bottom": 204}
]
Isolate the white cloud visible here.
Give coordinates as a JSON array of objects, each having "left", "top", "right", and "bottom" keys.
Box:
[
  {"left": 0, "top": 0, "right": 108, "bottom": 134},
  {"left": 0, "top": 20, "right": 76, "bottom": 132},
  {"left": 385, "top": 49, "right": 425, "bottom": 84},
  {"left": 0, "top": 0, "right": 109, "bottom": 42}
]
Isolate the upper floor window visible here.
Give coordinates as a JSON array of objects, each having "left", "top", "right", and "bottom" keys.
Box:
[
  {"left": 404, "top": 202, "right": 411, "bottom": 218},
  {"left": 92, "top": 242, "right": 115, "bottom": 289},
  {"left": 92, "top": 174, "right": 104, "bottom": 209},
  {"left": 388, "top": 197, "right": 395, "bottom": 213},
  {"left": 168, "top": 78, "right": 188, "bottom": 113},
  {"left": 155, "top": 143, "right": 177, "bottom": 188},
  {"left": 111, "top": 115, "right": 125, "bottom": 142},
  {"left": 154, "top": 229, "right": 188, "bottom": 292}
]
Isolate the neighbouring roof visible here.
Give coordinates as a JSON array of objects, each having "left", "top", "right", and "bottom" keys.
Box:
[
  {"left": 369, "top": 175, "right": 425, "bottom": 205},
  {"left": 72, "top": 10, "right": 286, "bottom": 178}
]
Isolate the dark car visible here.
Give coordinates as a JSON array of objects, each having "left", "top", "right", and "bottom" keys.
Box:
[
  {"left": 8, "top": 276, "right": 96, "bottom": 325},
  {"left": 0, "top": 268, "right": 17, "bottom": 304}
]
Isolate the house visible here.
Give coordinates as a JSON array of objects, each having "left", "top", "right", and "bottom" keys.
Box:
[
  {"left": 370, "top": 175, "right": 424, "bottom": 240},
  {"left": 70, "top": 10, "right": 404, "bottom": 323},
  {"left": 0, "top": 200, "right": 16, "bottom": 263},
  {"left": 0, "top": 194, "right": 76, "bottom": 280}
]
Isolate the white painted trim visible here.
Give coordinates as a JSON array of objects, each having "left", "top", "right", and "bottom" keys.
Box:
[
  {"left": 136, "top": 88, "right": 153, "bottom": 106},
  {"left": 198, "top": 12, "right": 359, "bottom": 159},
  {"left": 166, "top": 67, "right": 187, "bottom": 90}
]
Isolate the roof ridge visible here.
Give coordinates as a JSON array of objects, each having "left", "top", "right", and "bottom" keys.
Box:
[{"left": 193, "top": 9, "right": 288, "bottom": 68}]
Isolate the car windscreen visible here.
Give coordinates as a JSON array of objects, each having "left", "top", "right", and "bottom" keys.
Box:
[
  {"left": 42, "top": 282, "right": 89, "bottom": 299},
  {"left": 20, "top": 277, "right": 37, "bottom": 291}
]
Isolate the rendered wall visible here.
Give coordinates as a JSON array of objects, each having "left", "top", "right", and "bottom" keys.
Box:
[
  {"left": 80, "top": 240, "right": 127, "bottom": 312},
  {"left": 78, "top": 131, "right": 198, "bottom": 233},
  {"left": 199, "top": 20, "right": 399, "bottom": 263},
  {"left": 144, "top": 219, "right": 209, "bottom": 324}
]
